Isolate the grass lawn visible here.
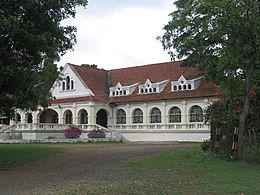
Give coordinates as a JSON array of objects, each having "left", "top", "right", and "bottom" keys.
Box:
[
  {"left": 0, "top": 144, "right": 59, "bottom": 171},
  {"left": 74, "top": 149, "right": 260, "bottom": 194}
]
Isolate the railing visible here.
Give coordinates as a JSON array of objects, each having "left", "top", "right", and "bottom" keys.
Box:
[
  {"left": 108, "top": 123, "right": 210, "bottom": 131},
  {"left": 9, "top": 123, "right": 109, "bottom": 132},
  {"left": 7, "top": 123, "right": 208, "bottom": 132}
]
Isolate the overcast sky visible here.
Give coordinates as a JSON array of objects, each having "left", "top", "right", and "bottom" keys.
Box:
[{"left": 58, "top": 0, "right": 174, "bottom": 70}]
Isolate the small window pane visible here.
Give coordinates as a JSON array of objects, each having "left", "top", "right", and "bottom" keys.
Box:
[
  {"left": 150, "top": 108, "right": 161, "bottom": 123},
  {"left": 133, "top": 108, "right": 143, "bottom": 124},
  {"left": 190, "top": 105, "right": 203, "bottom": 122},
  {"left": 117, "top": 109, "right": 126, "bottom": 124},
  {"left": 169, "top": 107, "right": 181, "bottom": 123}
]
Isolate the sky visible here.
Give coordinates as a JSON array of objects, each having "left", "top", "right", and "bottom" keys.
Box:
[{"left": 57, "top": 0, "right": 174, "bottom": 70}]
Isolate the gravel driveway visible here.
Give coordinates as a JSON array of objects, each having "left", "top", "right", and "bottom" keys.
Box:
[{"left": 0, "top": 142, "right": 198, "bottom": 194}]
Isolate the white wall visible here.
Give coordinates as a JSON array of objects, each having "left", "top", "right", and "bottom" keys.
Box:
[{"left": 51, "top": 64, "right": 94, "bottom": 99}]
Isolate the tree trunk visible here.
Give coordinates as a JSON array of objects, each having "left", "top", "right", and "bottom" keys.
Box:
[{"left": 237, "top": 63, "right": 255, "bottom": 158}]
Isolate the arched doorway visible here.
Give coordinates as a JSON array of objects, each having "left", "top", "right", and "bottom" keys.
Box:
[
  {"left": 78, "top": 109, "right": 88, "bottom": 124},
  {"left": 96, "top": 109, "right": 108, "bottom": 128},
  {"left": 15, "top": 113, "right": 21, "bottom": 124},
  {"left": 64, "top": 110, "right": 73, "bottom": 124},
  {"left": 39, "top": 109, "right": 58, "bottom": 123},
  {"left": 26, "top": 113, "right": 33, "bottom": 123}
]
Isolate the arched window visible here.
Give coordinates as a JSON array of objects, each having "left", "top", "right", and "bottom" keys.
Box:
[
  {"left": 141, "top": 89, "right": 144, "bottom": 93},
  {"left": 183, "top": 85, "right": 187, "bottom": 90},
  {"left": 178, "top": 85, "right": 182, "bottom": 90},
  {"left": 173, "top": 85, "right": 177, "bottom": 91},
  {"left": 188, "top": 84, "right": 192, "bottom": 90},
  {"left": 149, "top": 88, "right": 152, "bottom": 93},
  {"left": 132, "top": 108, "right": 143, "bottom": 124},
  {"left": 62, "top": 81, "right": 65, "bottom": 90},
  {"left": 190, "top": 105, "right": 203, "bottom": 122},
  {"left": 66, "top": 76, "right": 70, "bottom": 90},
  {"left": 116, "top": 109, "right": 126, "bottom": 124},
  {"left": 150, "top": 107, "right": 161, "bottom": 123},
  {"left": 169, "top": 107, "right": 181, "bottom": 123},
  {"left": 153, "top": 88, "right": 156, "bottom": 93},
  {"left": 71, "top": 80, "right": 74, "bottom": 90}
]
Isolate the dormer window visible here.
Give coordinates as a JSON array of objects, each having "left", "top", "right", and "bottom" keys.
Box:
[
  {"left": 139, "top": 79, "right": 168, "bottom": 94},
  {"left": 62, "top": 75, "right": 75, "bottom": 91},
  {"left": 110, "top": 82, "right": 138, "bottom": 97},
  {"left": 171, "top": 75, "right": 203, "bottom": 92}
]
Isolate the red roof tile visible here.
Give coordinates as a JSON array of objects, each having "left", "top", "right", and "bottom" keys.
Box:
[
  {"left": 50, "top": 96, "right": 93, "bottom": 105},
  {"left": 110, "top": 61, "right": 201, "bottom": 86},
  {"left": 53, "top": 61, "right": 220, "bottom": 104},
  {"left": 70, "top": 65, "right": 109, "bottom": 102}
]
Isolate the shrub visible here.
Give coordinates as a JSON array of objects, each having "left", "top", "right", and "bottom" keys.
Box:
[
  {"left": 64, "top": 126, "right": 81, "bottom": 139},
  {"left": 201, "top": 140, "right": 211, "bottom": 152},
  {"left": 88, "top": 128, "right": 106, "bottom": 138}
]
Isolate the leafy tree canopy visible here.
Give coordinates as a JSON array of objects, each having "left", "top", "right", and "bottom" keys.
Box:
[
  {"left": 0, "top": 0, "right": 88, "bottom": 117},
  {"left": 161, "top": 0, "right": 259, "bottom": 157}
]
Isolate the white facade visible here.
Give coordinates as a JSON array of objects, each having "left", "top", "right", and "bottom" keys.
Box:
[{"left": 9, "top": 62, "right": 218, "bottom": 141}]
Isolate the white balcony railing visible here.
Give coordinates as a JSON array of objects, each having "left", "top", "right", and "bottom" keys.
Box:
[
  {"left": 7, "top": 122, "right": 208, "bottom": 132},
  {"left": 108, "top": 123, "right": 209, "bottom": 131}
]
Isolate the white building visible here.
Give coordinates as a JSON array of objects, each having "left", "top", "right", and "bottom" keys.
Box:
[{"left": 11, "top": 61, "right": 219, "bottom": 141}]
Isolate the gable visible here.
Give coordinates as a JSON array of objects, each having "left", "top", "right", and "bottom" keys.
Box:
[{"left": 51, "top": 64, "right": 94, "bottom": 99}]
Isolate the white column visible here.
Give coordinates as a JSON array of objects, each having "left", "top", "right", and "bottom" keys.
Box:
[
  {"left": 161, "top": 101, "right": 167, "bottom": 125},
  {"left": 89, "top": 105, "right": 95, "bottom": 124},
  {"left": 143, "top": 103, "right": 148, "bottom": 125},
  {"left": 58, "top": 107, "right": 63, "bottom": 124},
  {"left": 182, "top": 100, "right": 187, "bottom": 124},
  {"left": 33, "top": 112, "right": 38, "bottom": 124},
  {"left": 73, "top": 103, "right": 77, "bottom": 125},
  {"left": 21, "top": 112, "right": 26, "bottom": 124},
  {"left": 126, "top": 104, "right": 131, "bottom": 125}
]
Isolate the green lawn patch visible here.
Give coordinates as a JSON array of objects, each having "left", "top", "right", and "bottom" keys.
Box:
[
  {"left": 0, "top": 144, "right": 59, "bottom": 171},
  {"left": 74, "top": 149, "right": 260, "bottom": 194}
]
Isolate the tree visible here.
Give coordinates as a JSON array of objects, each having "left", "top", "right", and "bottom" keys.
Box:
[
  {"left": 160, "top": 0, "right": 259, "bottom": 157},
  {"left": 0, "top": 0, "right": 88, "bottom": 117}
]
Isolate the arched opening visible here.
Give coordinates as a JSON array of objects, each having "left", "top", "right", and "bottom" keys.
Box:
[
  {"left": 132, "top": 108, "right": 143, "bottom": 124},
  {"left": 189, "top": 105, "right": 203, "bottom": 122},
  {"left": 66, "top": 76, "right": 70, "bottom": 90},
  {"left": 78, "top": 109, "right": 88, "bottom": 124},
  {"left": 15, "top": 113, "right": 21, "bottom": 124},
  {"left": 64, "top": 110, "right": 73, "bottom": 124},
  {"left": 150, "top": 107, "right": 161, "bottom": 123},
  {"left": 116, "top": 109, "right": 126, "bottom": 124},
  {"left": 39, "top": 109, "right": 58, "bottom": 123},
  {"left": 27, "top": 113, "right": 33, "bottom": 123},
  {"left": 169, "top": 106, "right": 181, "bottom": 123},
  {"left": 96, "top": 109, "right": 108, "bottom": 128}
]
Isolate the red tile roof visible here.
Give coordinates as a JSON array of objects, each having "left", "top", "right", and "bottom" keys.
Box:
[
  {"left": 51, "top": 96, "right": 93, "bottom": 105},
  {"left": 110, "top": 61, "right": 201, "bottom": 86},
  {"left": 70, "top": 65, "right": 109, "bottom": 102},
  {"left": 52, "top": 61, "right": 220, "bottom": 104}
]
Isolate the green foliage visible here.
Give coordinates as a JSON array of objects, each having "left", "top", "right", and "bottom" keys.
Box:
[
  {"left": 201, "top": 140, "right": 211, "bottom": 152},
  {"left": 161, "top": 0, "right": 259, "bottom": 157},
  {"left": 0, "top": 144, "right": 58, "bottom": 170},
  {"left": 81, "top": 64, "right": 98, "bottom": 68},
  {"left": 0, "top": 0, "right": 88, "bottom": 117}
]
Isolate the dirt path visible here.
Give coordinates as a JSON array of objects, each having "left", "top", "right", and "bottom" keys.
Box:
[{"left": 0, "top": 142, "right": 199, "bottom": 194}]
